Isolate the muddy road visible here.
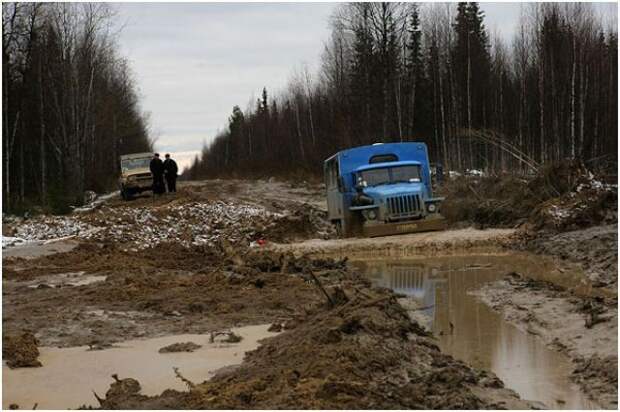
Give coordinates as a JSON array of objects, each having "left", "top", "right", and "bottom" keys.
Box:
[{"left": 2, "top": 178, "right": 617, "bottom": 409}]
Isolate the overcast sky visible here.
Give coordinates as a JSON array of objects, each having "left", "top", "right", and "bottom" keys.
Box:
[{"left": 115, "top": 2, "right": 617, "bottom": 171}]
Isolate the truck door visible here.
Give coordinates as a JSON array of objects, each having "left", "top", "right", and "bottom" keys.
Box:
[{"left": 325, "top": 157, "right": 343, "bottom": 221}]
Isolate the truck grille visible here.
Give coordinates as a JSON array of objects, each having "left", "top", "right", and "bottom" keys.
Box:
[
  {"left": 386, "top": 194, "right": 422, "bottom": 219},
  {"left": 135, "top": 173, "right": 151, "bottom": 180}
]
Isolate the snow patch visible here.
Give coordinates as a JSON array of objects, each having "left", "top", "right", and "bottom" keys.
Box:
[{"left": 2, "top": 236, "right": 29, "bottom": 249}]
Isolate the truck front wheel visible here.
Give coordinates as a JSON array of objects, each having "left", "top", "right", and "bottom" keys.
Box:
[
  {"left": 333, "top": 220, "right": 343, "bottom": 238},
  {"left": 120, "top": 185, "right": 132, "bottom": 201}
]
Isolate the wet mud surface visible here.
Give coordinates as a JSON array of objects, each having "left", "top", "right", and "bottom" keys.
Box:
[
  {"left": 90, "top": 281, "right": 533, "bottom": 410},
  {"left": 269, "top": 227, "right": 517, "bottom": 258},
  {"left": 3, "top": 245, "right": 336, "bottom": 347},
  {"left": 2, "top": 178, "right": 617, "bottom": 409},
  {"left": 515, "top": 223, "right": 618, "bottom": 290},
  {"left": 2, "top": 239, "right": 79, "bottom": 259},
  {"left": 475, "top": 273, "right": 617, "bottom": 409}
]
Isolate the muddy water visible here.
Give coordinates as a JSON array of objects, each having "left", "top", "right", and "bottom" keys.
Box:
[
  {"left": 351, "top": 254, "right": 599, "bottom": 410},
  {"left": 2, "top": 239, "right": 79, "bottom": 259},
  {"left": 25, "top": 271, "right": 107, "bottom": 288},
  {"left": 2, "top": 324, "right": 276, "bottom": 410}
]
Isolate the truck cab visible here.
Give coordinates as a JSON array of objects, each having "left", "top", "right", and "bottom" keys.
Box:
[
  {"left": 324, "top": 142, "right": 445, "bottom": 237},
  {"left": 119, "top": 152, "right": 153, "bottom": 200}
]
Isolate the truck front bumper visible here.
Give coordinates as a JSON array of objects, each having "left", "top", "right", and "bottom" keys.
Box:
[{"left": 363, "top": 214, "right": 446, "bottom": 237}]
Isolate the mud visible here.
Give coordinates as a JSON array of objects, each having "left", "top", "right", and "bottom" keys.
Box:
[
  {"left": 440, "top": 161, "right": 617, "bottom": 231},
  {"left": 158, "top": 342, "right": 202, "bottom": 353},
  {"left": 2, "top": 177, "right": 617, "bottom": 409},
  {"left": 93, "top": 283, "right": 533, "bottom": 409},
  {"left": 2, "top": 239, "right": 79, "bottom": 259},
  {"left": 3, "top": 332, "right": 42, "bottom": 368},
  {"left": 474, "top": 273, "right": 617, "bottom": 409},
  {"left": 269, "top": 227, "right": 517, "bottom": 258},
  {"left": 3, "top": 246, "right": 338, "bottom": 347},
  {"left": 3, "top": 180, "right": 332, "bottom": 253},
  {"left": 514, "top": 224, "right": 618, "bottom": 290}
]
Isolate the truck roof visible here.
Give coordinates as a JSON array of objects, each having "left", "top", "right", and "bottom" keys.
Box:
[
  {"left": 355, "top": 160, "right": 422, "bottom": 173},
  {"left": 325, "top": 142, "right": 429, "bottom": 176},
  {"left": 120, "top": 152, "right": 152, "bottom": 161}
]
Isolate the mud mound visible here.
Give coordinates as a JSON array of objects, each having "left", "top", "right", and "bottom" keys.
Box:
[
  {"left": 95, "top": 283, "right": 529, "bottom": 409},
  {"left": 158, "top": 342, "right": 202, "bottom": 353},
  {"left": 263, "top": 204, "right": 335, "bottom": 242},
  {"left": 441, "top": 160, "right": 617, "bottom": 231},
  {"left": 3, "top": 332, "right": 42, "bottom": 368},
  {"left": 514, "top": 224, "right": 618, "bottom": 289},
  {"left": 441, "top": 175, "right": 537, "bottom": 228},
  {"left": 91, "top": 374, "right": 189, "bottom": 409},
  {"left": 572, "top": 355, "right": 618, "bottom": 408}
]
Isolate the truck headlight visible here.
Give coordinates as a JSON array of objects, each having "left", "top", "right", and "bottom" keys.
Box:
[
  {"left": 362, "top": 209, "right": 377, "bottom": 220},
  {"left": 427, "top": 203, "right": 437, "bottom": 213}
]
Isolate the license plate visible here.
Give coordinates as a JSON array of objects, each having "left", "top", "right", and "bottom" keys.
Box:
[{"left": 396, "top": 223, "right": 418, "bottom": 232}]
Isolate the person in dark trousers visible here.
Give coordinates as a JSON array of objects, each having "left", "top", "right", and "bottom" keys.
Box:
[
  {"left": 436, "top": 163, "right": 444, "bottom": 186},
  {"left": 163, "top": 153, "right": 178, "bottom": 193},
  {"left": 149, "top": 153, "right": 165, "bottom": 195}
]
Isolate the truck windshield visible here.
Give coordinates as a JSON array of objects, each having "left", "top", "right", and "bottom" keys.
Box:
[
  {"left": 121, "top": 158, "right": 150, "bottom": 172},
  {"left": 359, "top": 165, "right": 421, "bottom": 186}
]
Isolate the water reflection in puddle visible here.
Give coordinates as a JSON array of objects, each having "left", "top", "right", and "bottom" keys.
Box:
[{"left": 351, "top": 254, "right": 598, "bottom": 410}]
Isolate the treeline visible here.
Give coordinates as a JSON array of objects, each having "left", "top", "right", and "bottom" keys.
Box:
[
  {"left": 186, "top": 2, "right": 617, "bottom": 180},
  {"left": 3, "top": 3, "right": 152, "bottom": 213}
]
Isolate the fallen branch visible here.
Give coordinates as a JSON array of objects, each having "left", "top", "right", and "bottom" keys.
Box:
[
  {"left": 92, "top": 390, "right": 104, "bottom": 406},
  {"left": 173, "top": 367, "right": 196, "bottom": 390},
  {"left": 306, "top": 267, "right": 334, "bottom": 308}
]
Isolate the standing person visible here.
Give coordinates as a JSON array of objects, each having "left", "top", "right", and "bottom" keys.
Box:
[
  {"left": 150, "top": 153, "right": 165, "bottom": 195},
  {"left": 436, "top": 163, "right": 444, "bottom": 187},
  {"left": 163, "top": 153, "right": 178, "bottom": 193}
]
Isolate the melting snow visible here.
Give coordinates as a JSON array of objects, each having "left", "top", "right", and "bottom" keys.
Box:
[
  {"left": 5, "top": 200, "right": 287, "bottom": 251},
  {"left": 2, "top": 236, "right": 29, "bottom": 249}
]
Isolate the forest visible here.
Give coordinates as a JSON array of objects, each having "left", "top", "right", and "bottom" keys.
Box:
[
  {"left": 2, "top": 3, "right": 152, "bottom": 212},
  {"left": 186, "top": 2, "right": 618, "bottom": 180}
]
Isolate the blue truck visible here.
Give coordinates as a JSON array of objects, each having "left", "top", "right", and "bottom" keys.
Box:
[{"left": 324, "top": 142, "right": 445, "bottom": 237}]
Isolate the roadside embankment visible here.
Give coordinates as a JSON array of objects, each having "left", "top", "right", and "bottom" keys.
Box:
[{"left": 268, "top": 227, "right": 516, "bottom": 258}]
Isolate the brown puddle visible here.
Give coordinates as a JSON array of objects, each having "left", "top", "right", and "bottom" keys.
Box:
[
  {"left": 2, "top": 239, "right": 79, "bottom": 259},
  {"left": 2, "top": 324, "right": 276, "bottom": 410},
  {"left": 351, "top": 254, "right": 600, "bottom": 410}
]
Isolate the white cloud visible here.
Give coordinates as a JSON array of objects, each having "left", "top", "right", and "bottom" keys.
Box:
[
  {"left": 115, "top": 2, "right": 335, "bottom": 157},
  {"left": 168, "top": 150, "right": 201, "bottom": 174}
]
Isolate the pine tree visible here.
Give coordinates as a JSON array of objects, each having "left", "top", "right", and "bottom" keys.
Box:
[
  {"left": 405, "top": 4, "right": 423, "bottom": 136},
  {"left": 349, "top": 4, "right": 376, "bottom": 145}
]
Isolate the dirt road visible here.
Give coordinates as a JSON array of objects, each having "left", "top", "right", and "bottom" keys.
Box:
[{"left": 2, "top": 179, "right": 617, "bottom": 409}]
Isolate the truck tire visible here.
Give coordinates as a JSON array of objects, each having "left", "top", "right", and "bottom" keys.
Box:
[
  {"left": 345, "top": 213, "right": 364, "bottom": 238},
  {"left": 334, "top": 215, "right": 363, "bottom": 238},
  {"left": 120, "top": 186, "right": 131, "bottom": 201},
  {"left": 333, "top": 220, "right": 343, "bottom": 238}
]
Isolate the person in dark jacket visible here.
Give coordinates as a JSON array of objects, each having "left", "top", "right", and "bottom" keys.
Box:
[
  {"left": 163, "top": 153, "right": 178, "bottom": 193},
  {"left": 149, "top": 153, "right": 165, "bottom": 195}
]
